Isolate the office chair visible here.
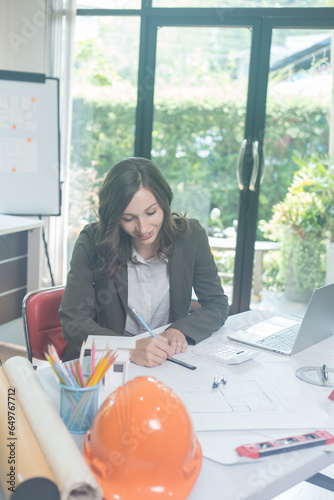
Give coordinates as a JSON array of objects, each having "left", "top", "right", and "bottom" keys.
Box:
[{"left": 22, "top": 286, "right": 68, "bottom": 362}]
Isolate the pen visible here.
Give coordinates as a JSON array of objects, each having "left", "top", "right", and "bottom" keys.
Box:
[
  {"left": 322, "top": 364, "right": 328, "bottom": 385},
  {"left": 132, "top": 308, "right": 197, "bottom": 370}
]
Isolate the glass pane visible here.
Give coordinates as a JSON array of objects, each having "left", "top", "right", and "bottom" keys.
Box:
[
  {"left": 152, "top": 26, "right": 252, "bottom": 304},
  {"left": 258, "top": 28, "right": 333, "bottom": 313},
  {"left": 77, "top": 0, "right": 141, "bottom": 8},
  {"left": 153, "top": 0, "right": 333, "bottom": 7},
  {"left": 69, "top": 15, "right": 139, "bottom": 259}
]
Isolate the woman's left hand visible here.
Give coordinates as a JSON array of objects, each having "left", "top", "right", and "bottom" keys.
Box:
[{"left": 160, "top": 328, "right": 188, "bottom": 356}]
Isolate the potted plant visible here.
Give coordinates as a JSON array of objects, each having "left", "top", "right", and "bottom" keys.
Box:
[{"left": 260, "top": 156, "right": 334, "bottom": 302}]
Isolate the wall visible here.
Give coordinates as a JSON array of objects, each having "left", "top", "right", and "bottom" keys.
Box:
[
  {"left": 0, "top": 0, "right": 49, "bottom": 73},
  {"left": 0, "top": 0, "right": 52, "bottom": 346},
  {"left": 0, "top": 0, "right": 73, "bottom": 290}
]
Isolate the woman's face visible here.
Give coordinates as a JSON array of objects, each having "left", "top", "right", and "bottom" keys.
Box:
[{"left": 120, "top": 187, "right": 164, "bottom": 257}]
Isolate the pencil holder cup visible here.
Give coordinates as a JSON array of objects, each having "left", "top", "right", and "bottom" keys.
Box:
[{"left": 60, "top": 381, "right": 101, "bottom": 434}]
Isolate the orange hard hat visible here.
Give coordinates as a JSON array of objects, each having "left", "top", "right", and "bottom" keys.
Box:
[{"left": 83, "top": 376, "right": 202, "bottom": 500}]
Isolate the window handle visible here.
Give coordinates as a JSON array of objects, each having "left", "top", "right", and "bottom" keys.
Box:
[{"left": 249, "top": 140, "right": 259, "bottom": 191}]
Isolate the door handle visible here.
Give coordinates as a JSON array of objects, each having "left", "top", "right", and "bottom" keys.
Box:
[
  {"left": 236, "top": 139, "right": 247, "bottom": 190},
  {"left": 260, "top": 145, "right": 266, "bottom": 185},
  {"left": 249, "top": 140, "right": 259, "bottom": 191}
]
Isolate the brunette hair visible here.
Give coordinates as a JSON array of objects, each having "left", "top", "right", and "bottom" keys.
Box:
[{"left": 95, "top": 157, "right": 188, "bottom": 278}]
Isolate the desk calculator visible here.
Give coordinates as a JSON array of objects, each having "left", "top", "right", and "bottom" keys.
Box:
[{"left": 192, "top": 339, "right": 257, "bottom": 365}]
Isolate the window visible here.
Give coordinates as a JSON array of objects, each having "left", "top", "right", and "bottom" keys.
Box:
[{"left": 69, "top": 14, "right": 140, "bottom": 256}]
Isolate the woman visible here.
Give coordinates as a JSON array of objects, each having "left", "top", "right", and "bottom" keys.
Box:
[{"left": 59, "top": 157, "right": 229, "bottom": 366}]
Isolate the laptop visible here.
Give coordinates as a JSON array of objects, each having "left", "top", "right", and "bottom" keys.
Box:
[{"left": 228, "top": 283, "right": 334, "bottom": 355}]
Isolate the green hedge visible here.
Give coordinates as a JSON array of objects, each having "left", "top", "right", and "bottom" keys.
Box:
[{"left": 70, "top": 95, "right": 329, "bottom": 238}]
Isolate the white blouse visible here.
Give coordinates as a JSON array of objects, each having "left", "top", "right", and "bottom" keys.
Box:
[{"left": 124, "top": 248, "right": 170, "bottom": 335}]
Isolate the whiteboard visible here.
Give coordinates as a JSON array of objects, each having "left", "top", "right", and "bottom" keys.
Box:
[{"left": 0, "top": 74, "right": 61, "bottom": 215}]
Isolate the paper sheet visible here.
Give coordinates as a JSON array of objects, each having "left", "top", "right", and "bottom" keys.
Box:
[
  {"left": 197, "top": 430, "right": 267, "bottom": 465},
  {"left": 3, "top": 357, "right": 102, "bottom": 500},
  {"left": 148, "top": 354, "right": 334, "bottom": 432},
  {"left": 0, "top": 367, "right": 57, "bottom": 499}
]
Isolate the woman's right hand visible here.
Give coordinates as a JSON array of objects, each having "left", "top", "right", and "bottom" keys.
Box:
[{"left": 129, "top": 335, "right": 173, "bottom": 367}]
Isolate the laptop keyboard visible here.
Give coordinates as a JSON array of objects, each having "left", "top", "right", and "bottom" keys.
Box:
[{"left": 256, "top": 323, "right": 300, "bottom": 350}]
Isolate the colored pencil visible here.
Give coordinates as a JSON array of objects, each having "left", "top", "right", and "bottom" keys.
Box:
[
  {"left": 79, "top": 340, "right": 86, "bottom": 369},
  {"left": 132, "top": 309, "right": 157, "bottom": 338},
  {"left": 76, "top": 360, "right": 86, "bottom": 387},
  {"left": 91, "top": 339, "right": 95, "bottom": 375},
  {"left": 45, "top": 341, "right": 117, "bottom": 392}
]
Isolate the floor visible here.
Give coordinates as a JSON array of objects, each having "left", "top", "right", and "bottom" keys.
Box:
[
  {"left": 0, "top": 340, "right": 26, "bottom": 363},
  {"left": 0, "top": 317, "right": 27, "bottom": 363},
  {"left": 272, "top": 471, "right": 334, "bottom": 500},
  {"left": 251, "top": 289, "right": 308, "bottom": 319}
]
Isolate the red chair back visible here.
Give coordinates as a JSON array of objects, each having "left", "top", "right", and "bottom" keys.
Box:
[{"left": 22, "top": 286, "right": 68, "bottom": 362}]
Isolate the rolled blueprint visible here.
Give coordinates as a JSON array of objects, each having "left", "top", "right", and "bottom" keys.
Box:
[
  {"left": 0, "top": 367, "right": 57, "bottom": 499},
  {"left": 3, "top": 357, "right": 102, "bottom": 500},
  {"left": 11, "top": 477, "right": 61, "bottom": 500}
]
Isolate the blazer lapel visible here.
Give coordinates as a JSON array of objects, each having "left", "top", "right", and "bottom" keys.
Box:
[
  {"left": 169, "top": 242, "right": 187, "bottom": 321},
  {"left": 114, "top": 265, "right": 128, "bottom": 316}
]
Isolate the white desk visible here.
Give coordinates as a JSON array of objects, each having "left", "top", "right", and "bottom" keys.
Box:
[
  {"left": 125, "top": 311, "right": 334, "bottom": 499},
  {"left": 2, "top": 310, "right": 333, "bottom": 500}
]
